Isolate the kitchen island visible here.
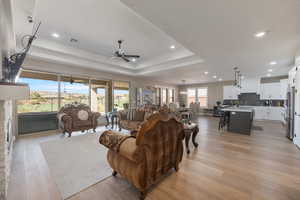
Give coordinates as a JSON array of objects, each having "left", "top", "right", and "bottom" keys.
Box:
[{"left": 221, "top": 107, "right": 254, "bottom": 135}]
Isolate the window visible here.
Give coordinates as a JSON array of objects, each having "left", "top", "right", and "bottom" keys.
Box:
[
  {"left": 197, "top": 88, "right": 208, "bottom": 107},
  {"left": 169, "top": 89, "right": 175, "bottom": 103},
  {"left": 91, "top": 79, "right": 108, "bottom": 113},
  {"left": 162, "top": 88, "right": 167, "bottom": 105},
  {"left": 187, "top": 88, "right": 196, "bottom": 106},
  {"left": 17, "top": 71, "right": 59, "bottom": 113},
  {"left": 155, "top": 88, "right": 161, "bottom": 105},
  {"left": 60, "top": 76, "right": 90, "bottom": 107},
  {"left": 113, "top": 81, "right": 130, "bottom": 110},
  {"left": 17, "top": 70, "right": 130, "bottom": 114}
]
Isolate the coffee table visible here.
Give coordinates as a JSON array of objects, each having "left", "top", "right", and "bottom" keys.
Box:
[{"left": 183, "top": 123, "right": 199, "bottom": 154}]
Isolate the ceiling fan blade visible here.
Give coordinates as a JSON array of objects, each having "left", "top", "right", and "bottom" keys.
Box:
[
  {"left": 121, "top": 56, "right": 130, "bottom": 62},
  {"left": 123, "top": 54, "right": 140, "bottom": 58}
]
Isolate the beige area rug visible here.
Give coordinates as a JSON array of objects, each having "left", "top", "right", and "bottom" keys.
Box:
[{"left": 40, "top": 132, "right": 112, "bottom": 199}]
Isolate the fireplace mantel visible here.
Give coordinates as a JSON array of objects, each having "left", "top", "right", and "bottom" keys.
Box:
[{"left": 0, "top": 83, "right": 29, "bottom": 100}]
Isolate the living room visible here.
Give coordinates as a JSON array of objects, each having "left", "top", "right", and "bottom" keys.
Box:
[{"left": 1, "top": 0, "right": 300, "bottom": 200}]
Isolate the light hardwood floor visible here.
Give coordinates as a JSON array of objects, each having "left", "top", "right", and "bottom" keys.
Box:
[{"left": 7, "top": 117, "right": 300, "bottom": 200}]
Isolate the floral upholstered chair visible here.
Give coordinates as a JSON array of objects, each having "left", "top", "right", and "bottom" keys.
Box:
[
  {"left": 99, "top": 112, "right": 185, "bottom": 200},
  {"left": 57, "top": 102, "right": 100, "bottom": 137}
]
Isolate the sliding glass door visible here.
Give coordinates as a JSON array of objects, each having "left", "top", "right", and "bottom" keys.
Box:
[
  {"left": 113, "top": 81, "right": 130, "bottom": 110},
  {"left": 91, "top": 79, "right": 107, "bottom": 114}
]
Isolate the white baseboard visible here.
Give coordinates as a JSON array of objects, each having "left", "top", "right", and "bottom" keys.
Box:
[{"left": 294, "top": 137, "right": 300, "bottom": 149}]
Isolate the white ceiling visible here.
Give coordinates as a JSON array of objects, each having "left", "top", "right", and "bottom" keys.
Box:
[
  {"left": 12, "top": 0, "right": 300, "bottom": 84},
  {"left": 122, "top": 0, "right": 300, "bottom": 84},
  {"left": 13, "top": 0, "right": 203, "bottom": 76}
]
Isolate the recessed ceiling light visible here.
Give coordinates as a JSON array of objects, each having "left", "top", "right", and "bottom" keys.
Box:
[
  {"left": 270, "top": 61, "right": 277, "bottom": 65},
  {"left": 132, "top": 58, "right": 136, "bottom": 62},
  {"left": 241, "top": 76, "right": 245, "bottom": 79},
  {"left": 254, "top": 31, "right": 266, "bottom": 38},
  {"left": 218, "top": 78, "right": 223, "bottom": 81},
  {"left": 268, "top": 69, "right": 273, "bottom": 72},
  {"left": 213, "top": 75, "right": 217, "bottom": 79},
  {"left": 52, "top": 33, "right": 60, "bottom": 38},
  {"left": 204, "top": 71, "right": 209, "bottom": 75},
  {"left": 267, "top": 73, "right": 271, "bottom": 77},
  {"left": 170, "top": 45, "right": 175, "bottom": 49}
]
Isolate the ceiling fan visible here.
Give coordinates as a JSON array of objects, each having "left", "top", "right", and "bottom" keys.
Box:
[{"left": 113, "top": 40, "right": 140, "bottom": 62}]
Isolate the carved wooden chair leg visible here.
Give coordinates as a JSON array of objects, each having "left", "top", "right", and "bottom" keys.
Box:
[
  {"left": 68, "top": 132, "right": 72, "bottom": 137},
  {"left": 174, "top": 164, "right": 179, "bottom": 172},
  {"left": 140, "top": 191, "right": 146, "bottom": 200},
  {"left": 112, "top": 170, "right": 117, "bottom": 176}
]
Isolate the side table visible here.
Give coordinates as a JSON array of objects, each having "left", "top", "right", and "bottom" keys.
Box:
[{"left": 183, "top": 123, "right": 199, "bottom": 154}]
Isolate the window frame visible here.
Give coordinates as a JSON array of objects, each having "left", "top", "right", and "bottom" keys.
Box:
[
  {"left": 197, "top": 87, "right": 208, "bottom": 108},
  {"left": 17, "top": 69, "right": 125, "bottom": 114}
]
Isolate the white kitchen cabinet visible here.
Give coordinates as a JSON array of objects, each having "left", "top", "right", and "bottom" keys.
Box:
[
  {"left": 253, "top": 107, "right": 266, "bottom": 120},
  {"left": 268, "top": 107, "right": 283, "bottom": 121},
  {"left": 260, "top": 82, "right": 281, "bottom": 100},
  {"left": 223, "top": 85, "right": 240, "bottom": 100},
  {"left": 280, "top": 79, "right": 288, "bottom": 100},
  {"left": 240, "top": 78, "right": 260, "bottom": 93},
  {"left": 253, "top": 106, "right": 283, "bottom": 121}
]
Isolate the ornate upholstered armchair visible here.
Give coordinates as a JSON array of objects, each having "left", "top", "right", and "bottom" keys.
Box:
[
  {"left": 118, "top": 109, "right": 152, "bottom": 133},
  {"left": 99, "top": 112, "right": 185, "bottom": 199},
  {"left": 57, "top": 102, "right": 100, "bottom": 137}
]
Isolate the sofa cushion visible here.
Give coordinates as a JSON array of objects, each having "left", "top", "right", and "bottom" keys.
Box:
[
  {"left": 74, "top": 120, "right": 92, "bottom": 127},
  {"left": 77, "top": 109, "right": 89, "bottom": 121},
  {"left": 133, "top": 110, "right": 145, "bottom": 121}
]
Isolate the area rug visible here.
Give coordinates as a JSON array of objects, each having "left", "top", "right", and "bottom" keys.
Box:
[{"left": 40, "top": 133, "right": 111, "bottom": 199}]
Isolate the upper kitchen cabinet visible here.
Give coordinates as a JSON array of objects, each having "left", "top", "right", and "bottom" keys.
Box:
[
  {"left": 260, "top": 82, "right": 282, "bottom": 100},
  {"left": 240, "top": 78, "right": 260, "bottom": 93},
  {"left": 280, "top": 79, "right": 288, "bottom": 100},
  {"left": 223, "top": 85, "right": 240, "bottom": 100}
]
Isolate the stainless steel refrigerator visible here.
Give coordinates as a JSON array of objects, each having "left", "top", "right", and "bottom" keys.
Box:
[{"left": 286, "top": 86, "right": 295, "bottom": 140}]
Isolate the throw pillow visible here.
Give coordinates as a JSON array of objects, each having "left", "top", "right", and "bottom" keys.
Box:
[{"left": 78, "top": 110, "right": 89, "bottom": 121}]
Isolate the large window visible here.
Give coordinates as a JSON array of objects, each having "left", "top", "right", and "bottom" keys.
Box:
[
  {"left": 162, "top": 88, "right": 167, "bottom": 105},
  {"left": 169, "top": 89, "right": 175, "bottom": 103},
  {"left": 197, "top": 88, "right": 208, "bottom": 107},
  {"left": 113, "top": 81, "right": 129, "bottom": 110},
  {"left": 60, "top": 76, "right": 89, "bottom": 107},
  {"left": 17, "top": 70, "right": 112, "bottom": 114},
  {"left": 91, "top": 80, "right": 107, "bottom": 113},
  {"left": 187, "top": 88, "right": 196, "bottom": 106},
  {"left": 17, "top": 71, "right": 59, "bottom": 113}
]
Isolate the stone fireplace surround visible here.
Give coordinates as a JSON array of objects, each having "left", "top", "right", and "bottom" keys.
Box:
[
  {"left": 0, "top": 100, "right": 14, "bottom": 199},
  {"left": 0, "top": 83, "right": 29, "bottom": 199}
]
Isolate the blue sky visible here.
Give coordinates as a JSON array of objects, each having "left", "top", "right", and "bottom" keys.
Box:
[{"left": 19, "top": 78, "right": 129, "bottom": 95}]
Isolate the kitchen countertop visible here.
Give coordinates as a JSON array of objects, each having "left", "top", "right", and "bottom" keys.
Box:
[{"left": 221, "top": 106, "right": 254, "bottom": 113}]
